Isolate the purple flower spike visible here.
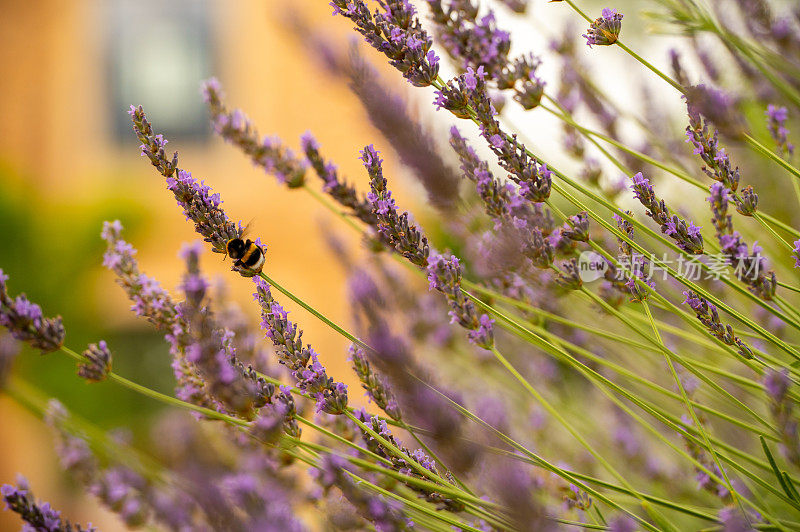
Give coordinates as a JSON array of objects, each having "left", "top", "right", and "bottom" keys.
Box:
[
  {"left": 583, "top": 8, "right": 623, "bottom": 47},
  {"left": 767, "top": 104, "right": 794, "bottom": 157},
  {"left": 2, "top": 475, "right": 95, "bottom": 532},
  {"left": 78, "top": 340, "right": 112, "bottom": 382},
  {"left": 330, "top": 0, "right": 439, "bottom": 87},
  {"left": 427, "top": 253, "right": 494, "bottom": 349},
  {"left": 683, "top": 290, "right": 753, "bottom": 358},
  {"left": 129, "top": 107, "right": 243, "bottom": 259},
  {"left": 793, "top": 239, "right": 800, "bottom": 268},
  {"left": 0, "top": 269, "right": 65, "bottom": 353},
  {"left": 203, "top": 80, "right": 307, "bottom": 188},
  {"left": 362, "top": 145, "right": 431, "bottom": 268},
  {"left": 253, "top": 278, "right": 348, "bottom": 416},
  {"left": 630, "top": 173, "right": 704, "bottom": 254}
]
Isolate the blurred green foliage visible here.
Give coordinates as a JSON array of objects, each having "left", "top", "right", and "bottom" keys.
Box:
[{"left": 0, "top": 164, "right": 175, "bottom": 443}]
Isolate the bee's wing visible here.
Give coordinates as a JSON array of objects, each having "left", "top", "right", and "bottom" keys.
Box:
[{"left": 239, "top": 218, "right": 256, "bottom": 238}]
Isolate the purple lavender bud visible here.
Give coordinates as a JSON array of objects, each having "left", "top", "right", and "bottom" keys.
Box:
[
  {"left": 555, "top": 258, "right": 583, "bottom": 290},
  {"left": 2, "top": 475, "right": 95, "bottom": 532},
  {"left": 203, "top": 80, "right": 307, "bottom": 188},
  {"left": 253, "top": 278, "right": 348, "bottom": 415},
  {"left": 583, "top": 8, "right": 623, "bottom": 47},
  {"left": 685, "top": 84, "right": 745, "bottom": 139},
  {"left": 331, "top": 0, "right": 439, "bottom": 87},
  {"left": 683, "top": 290, "right": 753, "bottom": 358},
  {"left": 427, "top": 253, "right": 494, "bottom": 349},
  {"left": 523, "top": 228, "right": 556, "bottom": 269},
  {"left": 705, "top": 185, "right": 777, "bottom": 300},
  {"left": 313, "top": 454, "right": 410, "bottom": 530},
  {"left": 793, "top": 239, "right": 800, "bottom": 268},
  {"left": 301, "top": 132, "right": 377, "bottom": 226},
  {"left": 449, "top": 127, "right": 515, "bottom": 220},
  {"left": 433, "top": 74, "right": 472, "bottom": 118},
  {"left": 128, "top": 104, "right": 178, "bottom": 178},
  {"left": 77, "top": 340, "right": 112, "bottom": 382},
  {"left": 734, "top": 185, "right": 758, "bottom": 216},
  {"left": 0, "top": 269, "right": 65, "bottom": 353},
  {"left": 362, "top": 145, "right": 430, "bottom": 268},
  {"left": 686, "top": 104, "right": 741, "bottom": 191},
  {"left": 708, "top": 183, "right": 733, "bottom": 238},
  {"left": 129, "top": 108, "right": 242, "bottom": 259},
  {"left": 630, "top": 173, "right": 704, "bottom": 254},
  {"left": 349, "top": 343, "right": 402, "bottom": 420},
  {"left": 561, "top": 211, "right": 590, "bottom": 242},
  {"left": 766, "top": 104, "right": 794, "bottom": 156}
]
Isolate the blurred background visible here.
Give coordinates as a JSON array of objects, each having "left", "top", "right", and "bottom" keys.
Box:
[{"left": 0, "top": 0, "right": 695, "bottom": 529}]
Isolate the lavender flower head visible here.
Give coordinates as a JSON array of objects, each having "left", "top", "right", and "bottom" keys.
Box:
[
  {"left": 101, "top": 221, "right": 180, "bottom": 331},
  {"left": 178, "top": 244, "right": 265, "bottom": 418},
  {"left": 202, "top": 79, "right": 307, "bottom": 187},
  {"left": 330, "top": 0, "right": 440, "bottom": 87},
  {"left": 584, "top": 8, "right": 623, "bottom": 47},
  {"left": 78, "top": 341, "right": 112, "bottom": 382},
  {"left": 0, "top": 269, "right": 65, "bottom": 353},
  {"left": 630, "top": 173, "right": 704, "bottom": 254},
  {"left": 793, "top": 239, "right": 800, "bottom": 269},
  {"left": 301, "top": 132, "right": 377, "bottom": 226},
  {"left": 683, "top": 290, "right": 753, "bottom": 358},
  {"left": 2, "top": 475, "right": 95, "bottom": 531},
  {"left": 766, "top": 104, "right": 794, "bottom": 156},
  {"left": 349, "top": 343, "right": 402, "bottom": 420},
  {"left": 253, "top": 278, "right": 348, "bottom": 415},
  {"left": 363, "top": 145, "right": 430, "bottom": 268},
  {"left": 442, "top": 67, "right": 553, "bottom": 203},
  {"left": 129, "top": 106, "right": 242, "bottom": 258},
  {"left": 427, "top": 253, "right": 494, "bottom": 349}
]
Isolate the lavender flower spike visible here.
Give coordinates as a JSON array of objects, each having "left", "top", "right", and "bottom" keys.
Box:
[
  {"left": 253, "top": 278, "right": 348, "bottom": 415},
  {"left": 129, "top": 106, "right": 242, "bottom": 258},
  {"left": 179, "top": 244, "right": 264, "bottom": 418},
  {"left": 427, "top": 253, "right": 494, "bottom": 349},
  {"left": 630, "top": 173, "right": 704, "bottom": 254},
  {"left": 202, "top": 79, "right": 307, "bottom": 188},
  {"left": 362, "top": 145, "right": 430, "bottom": 268},
  {"left": 764, "top": 368, "right": 800, "bottom": 467},
  {"left": 331, "top": 0, "right": 439, "bottom": 87},
  {"left": 683, "top": 290, "right": 753, "bottom": 358},
  {"left": 349, "top": 343, "right": 402, "bottom": 420},
  {"left": 78, "top": 340, "right": 112, "bottom": 382},
  {"left": 583, "top": 8, "right": 623, "bottom": 47},
  {"left": 766, "top": 104, "right": 794, "bottom": 157},
  {"left": 793, "top": 239, "right": 800, "bottom": 269},
  {"left": 2, "top": 475, "right": 95, "bottom": 531},
  {"left": 301, "top": 132, "right": 377, "bottom": 226},
  {"left": 0, "top": 269, "right": 65, "bottom": 353}
]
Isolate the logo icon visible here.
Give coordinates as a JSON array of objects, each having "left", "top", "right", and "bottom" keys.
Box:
[{"left": 578, "top": 251, "right": 607, "bottom": 282}]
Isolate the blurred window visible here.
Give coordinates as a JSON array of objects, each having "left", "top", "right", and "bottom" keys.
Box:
[{"left": 108, "top": 0, "right": 214, "bottom": 142}]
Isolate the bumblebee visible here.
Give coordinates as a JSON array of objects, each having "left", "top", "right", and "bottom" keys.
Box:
[{"left": 226, "top": 237, "right": 265, "bottom": 276}]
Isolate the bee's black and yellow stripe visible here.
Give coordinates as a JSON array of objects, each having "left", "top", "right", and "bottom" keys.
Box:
[
  {"left": 240, "top": 240, "right": 264, "bottom": 270},
  {"left": 226, "top": 237, "right": 265, "bottom": 273}
]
